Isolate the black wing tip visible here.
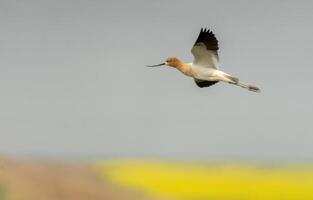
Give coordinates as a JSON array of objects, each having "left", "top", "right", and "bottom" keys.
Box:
[
  {"left": 195, "top": 80, "right": 219, "bottom": 88},
  {"left": 195, "top": 27, "right": 219, "bottom": 50},
  {"left": 200, "top": 27, "right": 213, "bottom": 34},
  {"left": 200, "top": 28, "right": 216, "bottom": 37}
]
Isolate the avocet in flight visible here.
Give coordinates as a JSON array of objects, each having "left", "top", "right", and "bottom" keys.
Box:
[{"left": 147, "top": 28, "right": 260, "bottom": 92}]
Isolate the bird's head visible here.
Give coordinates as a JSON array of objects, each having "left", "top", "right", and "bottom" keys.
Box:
[{"left": 146, "top": 57, "right": 183, "bottom": 68}]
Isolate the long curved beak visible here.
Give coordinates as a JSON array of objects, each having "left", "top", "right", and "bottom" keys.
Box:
[{"left": 146, "top": 63, "right": 166, "bottom": 67}]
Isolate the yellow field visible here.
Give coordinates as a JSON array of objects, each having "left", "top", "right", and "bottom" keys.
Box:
[{"left": 96, "top": 160, "right": 313, "bottom": 200}]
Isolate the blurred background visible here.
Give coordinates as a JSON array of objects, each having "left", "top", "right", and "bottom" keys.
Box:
[{"left": 1, "top": 0, "right": 313, "bottom": 199}]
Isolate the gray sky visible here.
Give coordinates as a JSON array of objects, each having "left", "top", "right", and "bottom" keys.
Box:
[{"left": 1, "top": 0, "right": 313, "bottom": 161}]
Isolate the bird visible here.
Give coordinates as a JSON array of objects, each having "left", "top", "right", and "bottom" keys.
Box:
[{"left": 146, "top": 28, "right": 260, "bottom": 93}]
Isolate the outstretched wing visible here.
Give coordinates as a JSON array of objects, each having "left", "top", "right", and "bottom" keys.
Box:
[{"left": 191, "top": 28, "right": 219, "bottom": 69}]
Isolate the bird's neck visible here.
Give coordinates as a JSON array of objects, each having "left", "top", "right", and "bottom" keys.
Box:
[{"left": 175, "top": 63, "right": 193, "bottom": 77}]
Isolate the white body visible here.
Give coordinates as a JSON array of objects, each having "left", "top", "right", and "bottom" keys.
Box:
[{"left": 187, "top": 61, "right": 234, "bottom": 83}]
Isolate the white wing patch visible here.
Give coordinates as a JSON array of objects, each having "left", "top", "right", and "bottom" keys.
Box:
[{"left": 191, "top": 43, "right": 219, "bottom": 69}]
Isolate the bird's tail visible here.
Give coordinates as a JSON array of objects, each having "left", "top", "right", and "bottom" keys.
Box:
[{"left": 224, "top": 74, "right": 261, "bottom": 93}]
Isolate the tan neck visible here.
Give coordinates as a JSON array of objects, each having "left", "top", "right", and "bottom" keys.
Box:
[{"left": 175, "top": 63, "right": 193, "bottom": 77}]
